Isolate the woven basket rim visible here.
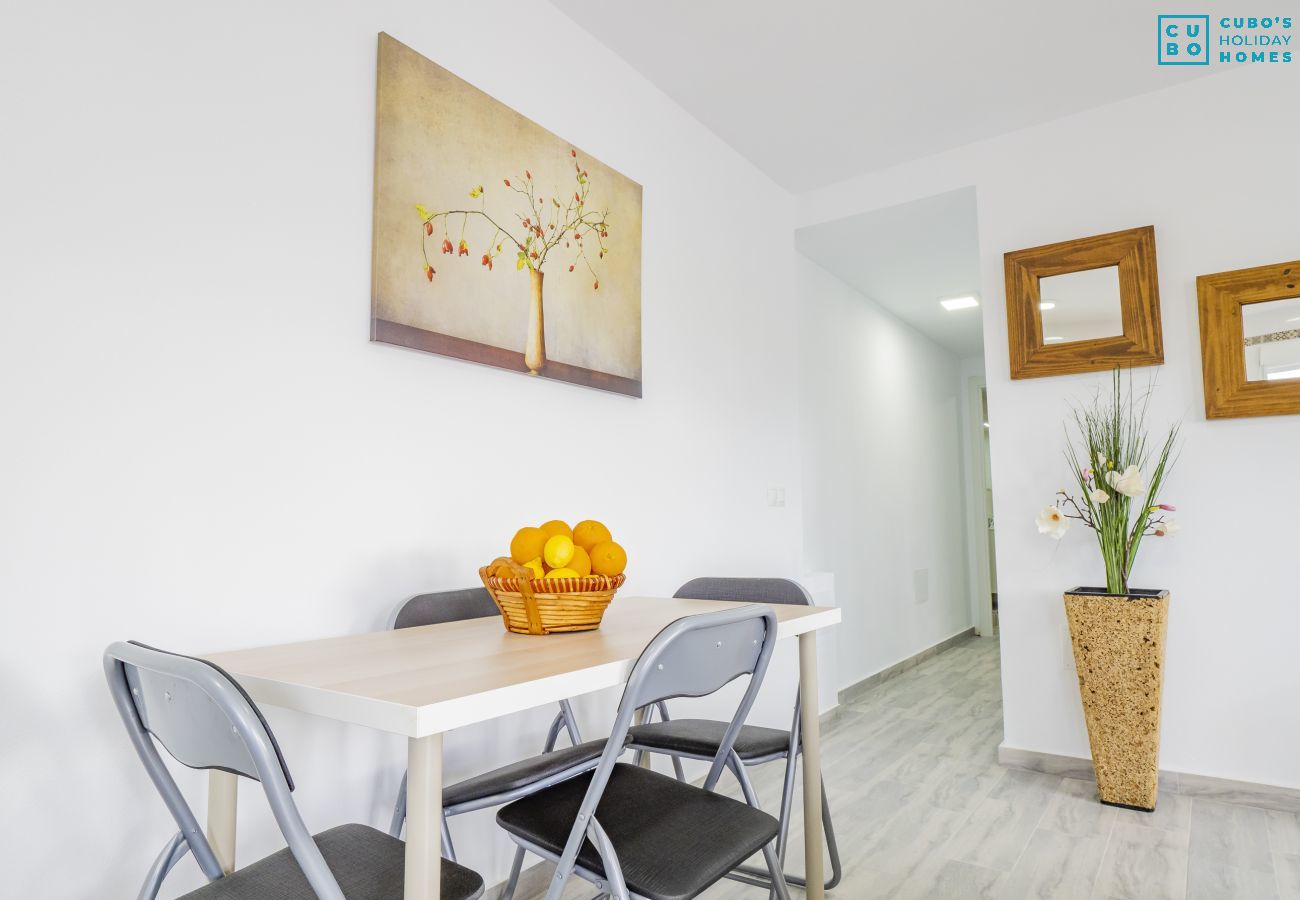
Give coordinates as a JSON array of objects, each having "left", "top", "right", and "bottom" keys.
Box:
[{"left": 485, "top": 572, "right": 625, "bottom": 593}]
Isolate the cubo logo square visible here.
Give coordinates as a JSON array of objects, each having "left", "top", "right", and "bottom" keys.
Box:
[{"left": 1159, "top": 15, "right": 1211, "bottom": 64}]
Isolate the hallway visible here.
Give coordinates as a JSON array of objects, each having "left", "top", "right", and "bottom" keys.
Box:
[{"left": 535, "top": 636, "right": 1299, "bottom": 899}]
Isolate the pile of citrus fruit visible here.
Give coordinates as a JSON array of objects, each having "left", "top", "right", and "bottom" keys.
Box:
[{"left": 491, "top": 519, "right": 627, "bottom": 582}]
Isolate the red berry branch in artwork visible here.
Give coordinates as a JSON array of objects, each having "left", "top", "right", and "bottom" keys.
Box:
[{"left": 415, "top": 148, "right": 611, "bottom": 287}]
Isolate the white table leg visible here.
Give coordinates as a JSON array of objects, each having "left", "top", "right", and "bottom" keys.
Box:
[
  {"left": 799, "top": 632, "right": 825, "bottom": 899},
  {"left": 405, "top": 734, "right": 443, "bottom": 900},
  {"left": 207, "top": 770, "right": 239, "bottom": 874}
]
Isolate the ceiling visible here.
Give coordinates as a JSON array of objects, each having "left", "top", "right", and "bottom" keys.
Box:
[
  {"left": 548, "top": 0, "right": 1227, "bottom": 191},
  {"left": 795, "top": 188, "right": 984, "bottom": 356}
]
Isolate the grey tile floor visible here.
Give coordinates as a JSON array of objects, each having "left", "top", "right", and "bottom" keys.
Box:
[{"left": 527, "top": 635, "right": 1300, "bottom": 899}]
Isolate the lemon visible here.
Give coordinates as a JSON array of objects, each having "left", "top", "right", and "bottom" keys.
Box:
[
  {"left": 522, "top": 558, "right": 546, "bottom": 580},
  {"left": 543, "top": 534, "right": 575, "bottom": 568},
  {"left": 544, "top": 567, "right": 579, "bottom": 579}
]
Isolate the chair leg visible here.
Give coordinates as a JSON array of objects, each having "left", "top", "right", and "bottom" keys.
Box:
[
  {"left": 822, "top": 776, "right": 843, "bottom": 890},
  {"left": 760, "top": 843, "right": 792, "bottom": 900},
  {"left": 498, "top": 844, "right": 530, "bottom": 900},
  {"left": 137, "top": 832, "right": 188, "bottom": 900},
  {"left": 389, "top": 771, "right": 408, "bottom": 838},
  {"left": 729, "top": 751, "right": 762, "bottom": 809},
  {"left": 441, "top": 812, "right": 456, "bottom": 863},
  {"left": 774, "top": 752, "right": 798, "bottom": 862},
  {"left": 587, "top": 817, "right": 629, "bottom": 900},
  {"left": 559, "top": 698, "right": 583, "bottom": 745},
  {"left": 543, "top": 710, "right": 567, "bottom": 753},
  {"left": 670, "top": 754, "right": 685, "bottom": 782},
  {"left": 734, "top": 770, "right": 842, "bottom": 891}
]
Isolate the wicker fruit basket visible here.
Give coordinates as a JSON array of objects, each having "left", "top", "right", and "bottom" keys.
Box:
[{"left": 479, "top": 559, "right": 625, "bottom": 635}]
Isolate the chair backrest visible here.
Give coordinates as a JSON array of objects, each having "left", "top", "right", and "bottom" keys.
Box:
[
  {"left": 611, "top": 605, "right": 777, "bottom": 791},
  {"left": 546, "top": 606, "right": 779, "bottom": 887},
  {"left": 393, "top": 587, "right": 500, "bottom": 629},
  {"left": 104, "top": 641, "right": 346, "bottom": 899},
  {"left": 674, "top": 576, "right": 812, "bottom": 607}
]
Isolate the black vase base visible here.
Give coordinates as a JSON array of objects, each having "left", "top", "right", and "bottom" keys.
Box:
[{"left": 1100, "top": 799, "right": 1156, "bottom": 813}]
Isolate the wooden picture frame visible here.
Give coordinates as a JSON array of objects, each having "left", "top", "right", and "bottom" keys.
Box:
[
  {"left": 370, "top": 34, "right": 643, "bottom": 398},
  {"left": 1197, "top": 259, "right": 1300, "bottom": 419},
  {"left": 1004, "top": 226, "right": 1163, "bottom": 379}
]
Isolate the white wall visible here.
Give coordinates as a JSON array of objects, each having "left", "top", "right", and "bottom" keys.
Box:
[
  {"left": 797, "top": 64, "right": 1300, "bottom": 790},
  {"left": 797, "top": 256, "right": 975, "bottom": 690},
  {"left": 0, "top": 1, "right": 811, "bottom": 896}
]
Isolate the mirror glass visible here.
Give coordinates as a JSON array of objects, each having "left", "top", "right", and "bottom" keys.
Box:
[
  {"left": 1242, "top": 295, "right": 1300, "bottom": 382},
  {"left": 1038, "top": 266, "right": 1124, "bottom": 344}
]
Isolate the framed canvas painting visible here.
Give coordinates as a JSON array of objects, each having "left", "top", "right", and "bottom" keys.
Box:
[{"left": 371, "top": 33, "right": 643, "bottom": 397}]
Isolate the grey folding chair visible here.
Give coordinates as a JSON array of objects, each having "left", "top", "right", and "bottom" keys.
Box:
[
  {"left": 104, "top": 640, "right": 484, "bottom": 900},
  {"left": 388, "top": 588, "right": 612, "bottom": 900},
  {"left": 627, "top": 578, "right": 842, "bottom": 892},
  {"left": 496, "top": 605, "right": 792, "bottom": 900}
]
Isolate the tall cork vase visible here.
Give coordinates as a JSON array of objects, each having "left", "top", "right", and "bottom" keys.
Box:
[{"left": 1063, "top": 587, "right": 1170, "bottom": 812}]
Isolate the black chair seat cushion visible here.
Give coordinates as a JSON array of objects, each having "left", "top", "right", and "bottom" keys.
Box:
[
  {"left": 443, "top": 738, "right": 611, "bottom": 807},
  {"left": 497, "top": 763, "right": 779, "bottom": 900},
  {"left": 629, "top": 718, "right": 791, "bottom": 761},
  {"left": 178, "top": 823, "right": 483, "bottom": 900}
]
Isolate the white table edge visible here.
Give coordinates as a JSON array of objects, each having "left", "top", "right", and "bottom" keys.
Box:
[{"left": 222, "top": 604, "right": 842, "bottom": 739}]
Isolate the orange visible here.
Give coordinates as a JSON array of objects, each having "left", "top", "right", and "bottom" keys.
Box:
[
  {"left": 568, "top": 545, "right": 592, "bottom": 577},
  {"left": 510, "top": 526, "right": 547, "bottom": 563},
  {"left": 539, "top": 519, "right": 572, "bottom": 541},
  {"left": 543, "top": 534, "right": 576, "bottom": 568},
  {"left": 589, "top": 540, "right": 627, "bottom": 577},
  {"left": 572, "top": 519, "right": 612, "bottom": 552}
]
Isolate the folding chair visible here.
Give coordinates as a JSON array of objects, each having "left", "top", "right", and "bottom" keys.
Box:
[
  {"left": 627, "top": 577, "right": 842, "bottom": 891},
  {"left": 104, "top": 640, "right": 484, "bottom": 900},
  {"left": 496, "top": 605, "right": 792, "bottom": 900},
  {"left": 387, "top": 588, "right": 612, "bottom": 900}
]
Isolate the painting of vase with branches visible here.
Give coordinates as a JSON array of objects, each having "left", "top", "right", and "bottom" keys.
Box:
[{"left": 371, "top": 33, "right": 643, "bottom": 396}]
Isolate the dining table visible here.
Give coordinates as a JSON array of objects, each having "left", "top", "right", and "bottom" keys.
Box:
[{"left": 203, "top": 594, "right": 841, "bottom": 900}]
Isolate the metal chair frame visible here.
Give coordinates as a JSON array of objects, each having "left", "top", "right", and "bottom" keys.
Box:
[
  {"left": 104, "top": 641, "right": 354, "bottom": 900},
  {"left": 628, "top": 578, "right": 843, "bottom": 891},
  {"left": 503, "top": 605, "right": 793, "bottom": 900},
  {"left": 386, "top": 589, "right": 592, "bottom": 900}
]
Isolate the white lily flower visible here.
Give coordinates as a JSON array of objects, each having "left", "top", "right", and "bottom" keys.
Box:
[
  {"left": 1154, "top": 519, "right": 1180, "bottom": 537},
  {"left": 1105, "top": 464, "right": 1147, "bottom": 498},
  {"left": 1036, "top": 505, "right": 1070, "bottom": 540},
  {"left": 1089, "top": 488, "right": 1110, "bottom": 504}
]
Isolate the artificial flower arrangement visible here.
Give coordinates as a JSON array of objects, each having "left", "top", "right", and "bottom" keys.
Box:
[{"left": 1036, "top": 369, "right": 1181, "bottom": 594}]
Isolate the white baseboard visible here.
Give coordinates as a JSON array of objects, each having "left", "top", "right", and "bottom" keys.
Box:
[
  {"left": 998, "top": 743, "right": 1300, "bottom": 815},
  {"left": 837, "top": 626, "right": 978, "bottom": 705}
]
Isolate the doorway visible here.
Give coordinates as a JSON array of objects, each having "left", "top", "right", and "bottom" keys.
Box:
[{"left": 967, "top": 378, "right": 999, "bottom": 636}]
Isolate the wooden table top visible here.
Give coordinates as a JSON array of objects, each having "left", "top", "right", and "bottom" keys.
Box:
[{"left": 204, "top": 596, "right": 840, "bottom": 737}]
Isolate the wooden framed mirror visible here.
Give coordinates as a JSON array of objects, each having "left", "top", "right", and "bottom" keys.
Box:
[
  {"left": 1004, "top": 226, "right": 1163, "bottom": 379},
  {"left": 1198, "top": 259, "right": 1300, "bottom": 419}
]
